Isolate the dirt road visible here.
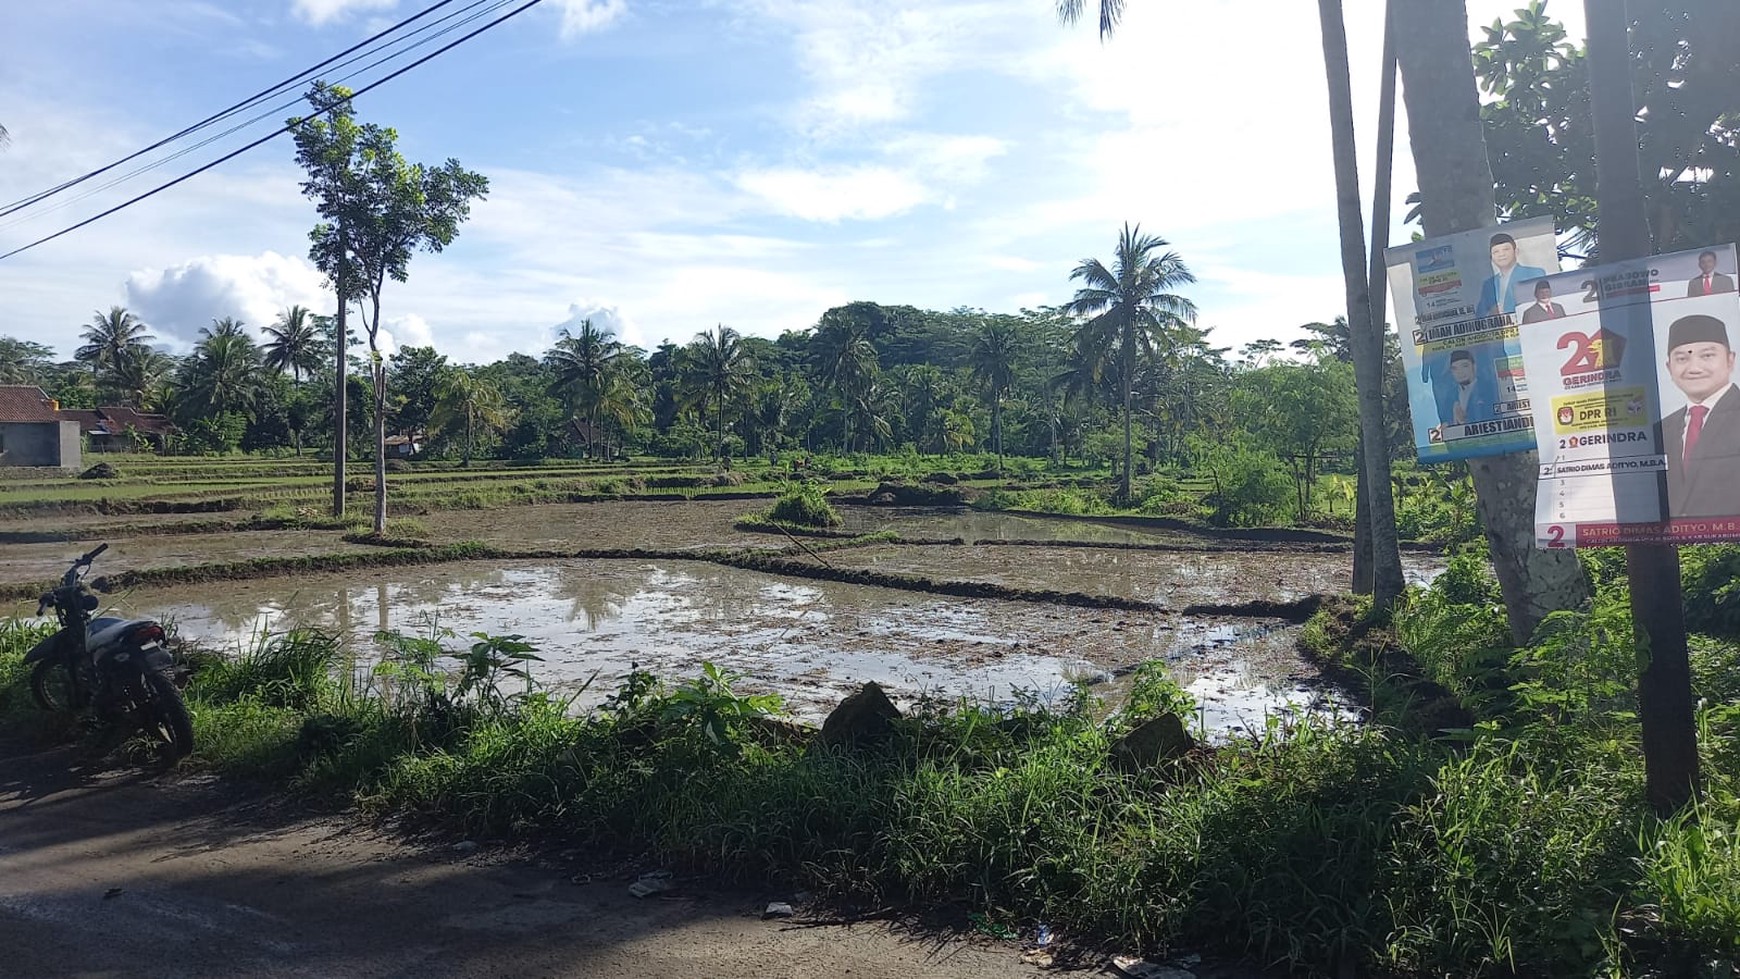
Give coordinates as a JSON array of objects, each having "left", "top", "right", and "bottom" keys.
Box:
[{"left": 1, "top": 744, "right": 1059, "bottom": 979}]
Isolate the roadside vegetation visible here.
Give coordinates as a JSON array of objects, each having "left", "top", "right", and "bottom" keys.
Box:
[{"left": 2, "top": 543, "right": 1737, "bottom": 977}]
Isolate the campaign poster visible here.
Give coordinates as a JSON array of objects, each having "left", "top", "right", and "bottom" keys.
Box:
[
  {"left": 1521, "top": 243, "right": 1740, "bottom": 547},
  {"left": 1385, "top": 216, "right": 1560, "bottom": 461}
]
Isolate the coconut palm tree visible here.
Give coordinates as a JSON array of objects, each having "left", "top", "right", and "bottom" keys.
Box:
[
  {"left": 684, "top": 324, "right": 754, "bottom": 464},
  {"left": 263, "top": 305, "right": 325, "bottom": 381},
  {"left": 811, "top": 317, "right": 879, "bottom": 452},
  {"left": 545, "top": 319, "right": 624, "bottom": 458},
  {"left": 1063, "top": 223, "right": 1197, "bottom": 501},
  {"left": 201, "top": 317, "right": 248, "bottom": 340},
  {"left": 431, "top": 367, "right": 513, "bottom": 466},
  {"left": 108, "top": 347, "right": 174, "bottom": 410},
  {"left": 968, "top": 318, "right": 1022, "bottom": 466},
  {"left": 177, "top": 332, "right": 263, "bottom": 418},
  {"left": 76, "top": 307, "right": 155, "bottom": 375}
]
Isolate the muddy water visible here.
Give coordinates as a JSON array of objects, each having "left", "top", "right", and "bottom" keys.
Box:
[
  {"left": 421, "top": 500, "right": 770, "bottom": 551},
  {"left": 827, "top": 544, "right": 1445, "bottom": 607},
  {"left": 837, "top": 506, "right": 1211, "bottom": 545},
  {"left": 0, "top": 531, "right": 378, "bottom": 584},
  {"left": 96, "top": 559, "right": 1304, "bottom": 728}
]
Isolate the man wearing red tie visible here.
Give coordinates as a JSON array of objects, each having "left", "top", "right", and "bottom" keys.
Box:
[
  {"left": 1519, "top": 278, "right": 1567, "bottom": 323},
  {"left": 1686, "top": 251, "right": 1735, "bottom": 297},
  {"left": 1662, "top": 314, "right": 1740, "bottom": 518}
]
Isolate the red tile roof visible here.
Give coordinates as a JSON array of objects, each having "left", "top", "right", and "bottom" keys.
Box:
[
  {"left": 95, "top": 406, "right": 175, "bottom": 435},
  {"left": 0, "top": 385, "right": 63, "bottom": 423}
]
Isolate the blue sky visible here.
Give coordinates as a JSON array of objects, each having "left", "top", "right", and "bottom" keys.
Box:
[{"left": 0, "top": 0, "right": 1585, "bottom": 364}]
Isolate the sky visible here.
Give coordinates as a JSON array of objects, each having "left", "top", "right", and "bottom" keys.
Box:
[{"left": 0, "top": 0, "right": 1587, "bottom": 364}]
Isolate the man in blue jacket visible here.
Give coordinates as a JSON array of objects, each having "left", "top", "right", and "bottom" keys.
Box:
[{"left": 1477, "top": 232, "right": 1547, "bottom": 317}]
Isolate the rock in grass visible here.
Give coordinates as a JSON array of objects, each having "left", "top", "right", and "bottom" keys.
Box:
[
  {"left": 763, "top": 902, "right": 794, "bottom": 919},
  {"left": 628, "top": 871, "right": 674, "bottom": 898},
  {"left": 1108, "top": 714, "right": 1193, "bottom": 772},
  {"left": 820, "top": 682, "right": 901, "bottom": 748}
]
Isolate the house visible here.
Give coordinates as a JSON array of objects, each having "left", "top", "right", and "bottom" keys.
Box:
[
  {"left": 383, "top": 433, "right": 423, "bottom": 457},
  {"left": 63, "top": 405, "right": 177, "bottom": 452},
  {"left": 0, "top": 386, "right": 82, "bottom": 469}
]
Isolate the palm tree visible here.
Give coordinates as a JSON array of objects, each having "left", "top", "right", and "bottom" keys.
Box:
[
  {"left": 811, "top": 318, "right": 878, "bottom": 452},
  {"left": 684, "top": 325, "right": 754, "bottom": 464},
  {"left": 1063, "top": 223, "right": 1197, "bottom": 501},
  {"left": 263, "top": 305, "right": 325, "bottom": 381},
  {"left": 76, "top": 307, "right": 155, "bottom": 375},
  {"left": 545, "top": 319, "right": 624, "bottom": 459},
  {"left": 201, "top": 317, "right": 248, "bottom": 340},
  {"left": 108, "top": 347, "right": 174, "bottom": 410},
  {"left": 900, "top": 364, "right": 948, "bottom": 455},
  {"left": 177, "top": 332, "right": 263, "bottom": 418},
  {"left": 431, "top": 368, "right": 513, "bottom": 466},
  {"left": 968, "top": 318, "right": 1021, "bottom": 466}
]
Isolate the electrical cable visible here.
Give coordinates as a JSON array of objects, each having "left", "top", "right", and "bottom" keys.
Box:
[
  {"left": 0, "top": 0, "right": 547, "bottom": 262},
  {"left": 0, "top": 0, "right": 466, "bottom": 217},
  {"left": 0, "top": 0, "right": 518, "bottom": 232}
]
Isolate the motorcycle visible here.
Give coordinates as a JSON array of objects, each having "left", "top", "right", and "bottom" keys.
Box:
[{"left": 24, "top": 543, "right": 193, "bottom": 760}]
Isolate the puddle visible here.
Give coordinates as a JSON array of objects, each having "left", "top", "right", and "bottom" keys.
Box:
[
  {"left": 78, "top": 558, "right": 1319, "bottom": 732},
  {"left": 1181, "top": 664, "right": 1358, "bottom": 740},
  {"left": 421, "top": 500, "right": 770, "bottom": 552}
]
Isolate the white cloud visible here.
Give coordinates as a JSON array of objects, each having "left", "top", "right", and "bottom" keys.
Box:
[
  {"left": 555, "top": 0, "right": 626, "bottom": 38},
  {"left": 124, "top": 252, "right": 331, "bottom": 347},
  {"left": 290, "top": 0, "right": 398, "bottom": 27},
  {"left": 880, "top": 133, "right": 1007, "bottom": 183},
  {"left": 554, "top": 301, "right": 646, "bottom": 351},
  {"left": 735, "top": 166, "right": 928, "bottom": 222},
  {"left": 377, "top": 312, "right": 434, "bottom": 355}
]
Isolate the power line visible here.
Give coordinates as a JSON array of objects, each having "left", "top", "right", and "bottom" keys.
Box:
[
  {"left": 0, "top": 0, "right": 466, "bottom": 218},
  {"left": 0, "top": 0, "right": 546, "bottom": 263},
  {"left": 0, "top": 0, "right": 519, "bottom": 232}
]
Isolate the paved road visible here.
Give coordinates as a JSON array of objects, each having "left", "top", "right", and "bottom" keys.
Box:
[{"left": 0, "top": 744, "right": 1052, "bottom": 979}]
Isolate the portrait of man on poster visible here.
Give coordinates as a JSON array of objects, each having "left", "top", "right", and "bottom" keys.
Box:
[
  {"left": 1661, "top": 313, "right": 1740, "bottom": 518},
  {"left": 1686, "top": 250, "right": 1736, "bottom": 298},
  {"left": 1478, "top": 232, "right": 1548, "bottom": 317},
  {"left": 1520, "top": 279, "right": 1568, "bottom": 323}
]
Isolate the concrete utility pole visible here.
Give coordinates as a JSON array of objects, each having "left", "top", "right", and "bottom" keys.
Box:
[
  {"left": 1583, "top": 0, "right": 1699, "bottom": 815},
  {"left": 332, "top": 220, "right": 348, "bottom": 519}
]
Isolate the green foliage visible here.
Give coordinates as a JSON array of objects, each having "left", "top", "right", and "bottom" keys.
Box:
[
  {"left": 187, "top": 630, "right": 342, "bottom": 711},
  {"left": 1112, "top": 661, "right": 1196, "bottom": 730},
  {"left": 655, "top": 662, "right": 783, "bottom": 753},
  {"left": 1394, "top": 469, "right": 1482, "bottom": 545},
  {"left": 1197, "top": 439, "right": 1294, "bottom": 527},
  {"left": 1642, "top": 810, "right": 1740, "bottom": 959},
  {"left": 764, "top": 482, "right": 842, "bottom": 527}
]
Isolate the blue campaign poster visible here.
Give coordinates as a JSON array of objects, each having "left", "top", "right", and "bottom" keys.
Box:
[{"left": 1384, "top": 216, "right": 1560, "bottom": 462}]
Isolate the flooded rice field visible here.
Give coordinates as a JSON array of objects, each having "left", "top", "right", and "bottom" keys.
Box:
[
  {"left": 827, "top": 543, "right": 1444, "bottom": 607},
  {"left": 1, "top": 502, "right": 1423, "bottom": 735},
  {"left": 91, "top": 557, "right": 1332, "bottom": 733}
]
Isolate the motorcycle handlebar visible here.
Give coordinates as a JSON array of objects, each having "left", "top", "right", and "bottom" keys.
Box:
[{"left": 80, "top": 543, "right": 108, "bottom": 566}]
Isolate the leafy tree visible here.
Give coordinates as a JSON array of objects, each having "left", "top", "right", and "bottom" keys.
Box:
[
  {"left": 388, "top": 345, "right": 448, "bottom": 439},
  {"left": 290, "top": 80, "right": 489, "bottom": 533},
  {"left": 263, "top": 305, "right": 326, "bottom": 381},
  {"left": 432, "top": 367, "right": 513, "bottom": 466},
  {"left": 1473, "top": 0, "right": 1740, "bottom": 255},
  {"left": 1233, "top": 358, "right": 1358, "bottom": 516},
  {"left": 1063, "top": 223, "right": 1198, "bottom": 502},
  {"left": 106, "top": 346, "right": 174, "bottom": 410},
  {"left": 0, "top": 336, "right": 56, "bottom": 384},
  {"left": 810, "top": 314, "right": 880, "bottom": 451}
]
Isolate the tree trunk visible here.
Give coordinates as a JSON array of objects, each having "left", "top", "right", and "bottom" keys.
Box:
[
  {"left": 1393, "top": 0, "right": 1587, "bottom": 641},
  {"left": 1353, "top": 443, "right": 1374, "bottom": 593},
  {"left": 1121, "top": 342, "right": 1134, "bottom": 502},
  {"left": 1319, "top": 0, "right": 1405, "bottom": 607},
  {"left": 332, "top": 249, "right": 347, "bottom": 519},
  {"left": 1583, "top": 0, "right": 1697, "bottom": 814},
  {"left": 463, "top": 413, "right": 474, "bottom": 467},
  {"left": 373, "top": 362, "right": 387, "bottom": 535}
]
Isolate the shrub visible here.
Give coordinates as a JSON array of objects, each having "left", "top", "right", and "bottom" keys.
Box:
[{"left": 765, "top": 483, "right": 841, "bottom": 527}]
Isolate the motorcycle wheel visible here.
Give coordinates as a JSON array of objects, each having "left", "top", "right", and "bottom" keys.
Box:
[
  {"left": 140, "top": 670, "right": 195, "bottom": 760},
  {"left": 29, "top": 659, "right": 77, "bottom": 712}
]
